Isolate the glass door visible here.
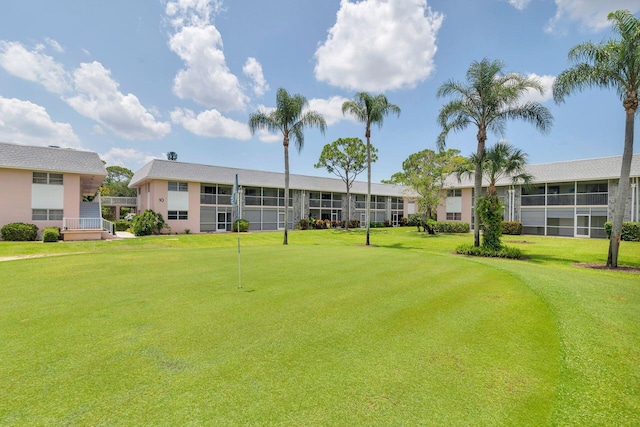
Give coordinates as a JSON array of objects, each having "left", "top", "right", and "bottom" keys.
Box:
[
  {"left": 217, "top": 211, "right": 228, "bottom": 231},
  {"left": 576, "top": 214, "right": 590, "bottom": 237}
]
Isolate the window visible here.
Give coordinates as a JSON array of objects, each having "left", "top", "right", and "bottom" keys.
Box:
[
  {"left": 168, "top": 182, "right": 188, "bottom": 192},
  {"left": 447, "top": 189, "right": 462, "bottom": 197},
  {"left": 168, "top": 210, "right": 188, "bottom": 220},
  {"left": 32, "top": 172, "right": 63, "bottom": 185},
  {"left": 446, "top": 212, "right": 462, "bottom": 221},
  {"left": 32, "top": 209, "right": 63, "bottom": 221}
]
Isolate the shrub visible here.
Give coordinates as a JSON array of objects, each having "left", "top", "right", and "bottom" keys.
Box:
[
  {"left": 477, "top": 195, "right": 503, "bottom": 251},
  {"left": 407, "top": 214, "right": 422, "bottom": 230},
  {"left": 1, "top": 222, "right": 38, "bottom": 241},
  {"left": 604, "top": 221, "right": 640, "bottom": 242},
  {"left": 348, "top": 219, "right": 360, "bottom": 228},
  {"left": 502, "top": 221, "right": 523, "bottom": 235},
  {"left": 313, "top": 219, "right": 325, "bottom": 229},
  {"left": 399, "top": 217, "right": 408, "bottom": 227},
  {"left": 233, "top": 219, "right": 249, "bottom": 232},
  {"left": 433, "top": 222, "right": 470, "bottom": 233},
  {"left": 370, "top": 222, "right": 385, "bottom": 228},
  {"left": 384, "top": 219, "right": 393, "bottom": 227},
  {"left": 455, "top": 244, "right": 523, "bottom": 259},
  {"left": 115, "top": 220, "right": 130, "bottom": 232},
  {"left": 298, "top": 219, "right": 310, "bottom": 230},
  {"left": 331, "top": 220, "right": 342, "bottom": 228},
  {"left": 323, "top": 219, "right": 331, "bottom": 229},
  {"left": 130, "top": 210, "right": 170, "bottom": 236},
  {"left": 42, "top": 227, "right": 60, "bottom": 242}
]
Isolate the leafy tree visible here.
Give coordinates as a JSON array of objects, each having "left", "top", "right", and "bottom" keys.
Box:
[
  {"left": 384, "top": 148, "right": 466, "bottom": 234},
  {"left": 553, "top": 10, "right": 640, "bottom": 268},
  {"left": 99, "top": 165, "right": 136, "bottom": 197},
  {"left": 130, "top": 209, "right": 169, "bottom": 236},
  {"left": 458, "top": 142, "right": 533, "bottom": 249},
  {"left": 437, "top": 58, "right": 553, "bottom": 247},
  {"left": 342, "top": 93, "right": 401, "bottom": 245},
  {"left": 314, "top": 137, "right": 376, "bottom": 230},
  {"left": 248, "top": 88, "right": 327, "bottom": 245}
]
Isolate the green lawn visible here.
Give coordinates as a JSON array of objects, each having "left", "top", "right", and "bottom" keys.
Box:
[{"left": 1, "top": 229, "right": 638, "bottom": 425}]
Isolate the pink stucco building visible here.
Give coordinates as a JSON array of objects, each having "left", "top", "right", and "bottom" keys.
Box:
[{"left": 0, "top": 142, "right": 108, "bottom": 240}]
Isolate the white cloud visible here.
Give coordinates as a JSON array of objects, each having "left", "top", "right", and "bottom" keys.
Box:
[
  {"left": 45, "top": 38, "right": 64, "bottom": 53},
  {"left": 255, "top": 128, "right": 282, "bottom": 143},
  {"left": 243, "top": 57, "right": 268, "bottom": 97},
  {"left": 91, "top": 125, "right": 105, "bottom": 135},
  {"left": 170, "top": 107, "right": 251, "bottom": 140},
  {"left": 506, "top": 0, "right": 640, "bottom": 33},
  {"left": 521, "top": 73, "right": 555, "bottom": 104},
  {"left": 101, "top": 147, "right": 158, "bottom": 167},
  {"left": 0, "top": 97, "right": 81, "bottom": 147},
  {"left": 507, "top": 0, "right": 531, "bottom": 10},
  {"left": 167, "top": 0, "right": 247, "bottom": 111},
  {"left": 64, "top": 61, "right": 171, "bottom": 140},
  {"left": 0, "top": 41, "right": 70, "bottom": 93},
  {"left": 314, "top": 0, "right": 444, "bottom": 92},
  {"left": 308, "top": 96, "right": 354, "bottom": 126}
]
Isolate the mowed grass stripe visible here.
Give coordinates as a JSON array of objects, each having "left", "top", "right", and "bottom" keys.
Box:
[{"left": 0, "top": 243, "right": 559, "bottom": 425}]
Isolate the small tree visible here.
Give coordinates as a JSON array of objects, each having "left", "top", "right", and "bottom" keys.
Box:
[
  {"left": 130, "top": 209, "right": 169, "bottom": 236},
  {"left": 314, "top": 137, "right": 375, "bottom": 230},
  {"left": 384, "top": 148, "right": 467, "bottom": 234}
]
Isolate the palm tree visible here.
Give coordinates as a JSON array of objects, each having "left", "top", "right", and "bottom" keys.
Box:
[
  {"left": 458, "top": 142, "right": 534, "bottom": 250},
  {"left": 437, "top": 58, "right": 553, "bottom": 247},
  {"left": 459, "top": 141, "right": 534, "bottom": 197},
  {"left": 342, "top": 93, "right": 401, "bottom": 245},
  {"left": 248, "top": 88, "right": 327, "bottom": 245},
  {"left": 553, "top": 10, "right": 640, "bottom": 268}
]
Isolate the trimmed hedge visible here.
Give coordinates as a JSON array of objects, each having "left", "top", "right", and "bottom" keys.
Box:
[
  {"left": 42, "top": 227, "right": 60, "bottom": 242},
  {"left": 434, "top": 222, "right": 470, "bottom": 233},
  {"left": 1, "top": 222, "right": 38, "bottom": 241},
  {"left": 115, "top": 220, "right": 130, "bottom": 232},
  {"left": 604, "top": 221, "right": 640, "bottom": 242},
  {"left": 233, "top": 219, "right": 249, "bottom": 232},
  {"left": 455, "top": 244, "right": 523, "bottom": 259},
  {"left": 502, "top": 221, "right": 523, "bottom": 235}
]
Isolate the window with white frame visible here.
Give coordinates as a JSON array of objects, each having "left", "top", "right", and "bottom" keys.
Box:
[
  {"left": 33, "top": 172, "right": 63, "bottom": 185},
  {"left": 168, "top": 210, "right": 188, "bottom": 220},
  {"left": 32, "top": 209, "right": 63, "bottom": 221},
  {"left": 168, "top": 181, "right": 188, "bottom": 192}
]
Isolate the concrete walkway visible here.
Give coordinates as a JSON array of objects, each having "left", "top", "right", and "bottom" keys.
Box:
[{"left": 115, "top": 231, "right": 136, "bottom": 238}]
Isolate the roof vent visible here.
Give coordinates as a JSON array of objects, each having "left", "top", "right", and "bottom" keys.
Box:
[{"left": 48, "top": 145, "right": 60, "bottom": 148}]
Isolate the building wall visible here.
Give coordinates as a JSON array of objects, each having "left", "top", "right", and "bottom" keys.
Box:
[
  {"left": 133, "top": 179, "right": 407, "bottom": 233},
  {"left": 0, "top": 168, "right": 32, "bottom": 227},
  {"left": 0, "top": 168, "right": 87, "bottom": 235}
]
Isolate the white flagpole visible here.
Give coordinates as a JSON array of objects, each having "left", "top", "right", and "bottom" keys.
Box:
[{"left": 234, "top": 174, "right": 242, "bottom": 290}]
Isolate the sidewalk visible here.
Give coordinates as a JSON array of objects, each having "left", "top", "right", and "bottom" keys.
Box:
[{"left": 115, "top": 231, "right": 136, "bottom": 238}]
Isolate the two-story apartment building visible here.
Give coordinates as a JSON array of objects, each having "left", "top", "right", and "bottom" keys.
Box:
[
  {"left": 129, "top": 159, "right": 411, "bottom": 234},
  {"left": 437, "top": 154, "right": 640, "bottom": 238},
  {"left": 0, "top": 142, "right": 108, "bottom": 240}
]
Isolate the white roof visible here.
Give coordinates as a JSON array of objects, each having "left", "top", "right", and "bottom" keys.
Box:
[
  {"left": 0, "top": 142, "right": 106, "bottom": 176},
  {"left": 446, "top": 153, "right": 640, "bottom": 188},
  {"left": 130, "top": 159, "right": 412, "bottom": 197}
]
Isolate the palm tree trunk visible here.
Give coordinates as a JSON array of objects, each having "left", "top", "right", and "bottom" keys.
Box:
[
  {"left": 283, "top": 136, "right": 290, "bottom": 245},
  {"left": 473, "top": 129, "right": 487, "bottom": 247},
  {"left": 607, "top": 104, "right": 635, "bottom": 267},
  {"left": 366, "top": 129, "right": 371, "bottom": 246}
]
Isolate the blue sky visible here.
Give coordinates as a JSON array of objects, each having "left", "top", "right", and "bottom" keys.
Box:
[{"left": 1, "top": 0, "right": 639, "bottom": 183}]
